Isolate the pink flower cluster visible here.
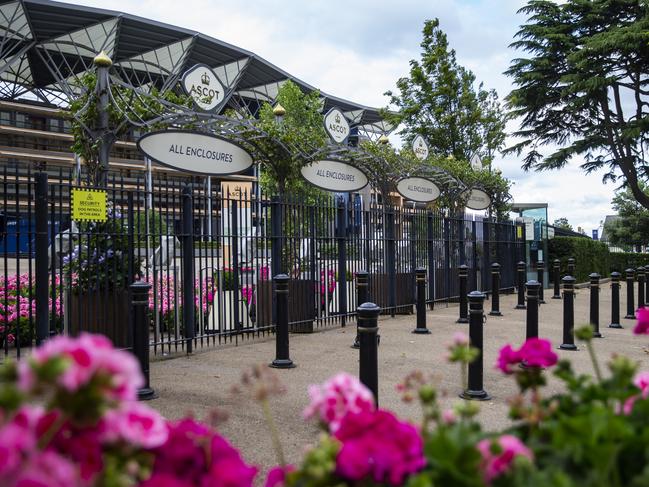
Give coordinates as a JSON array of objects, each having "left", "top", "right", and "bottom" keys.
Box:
[
  {"left": 1, "top": 333, "right": 257, "bottom": 487},
  {"left": 302, "top": 373, "right": 423, "bottom": 486},
  {"left": 497, "top": 338, "right": 558, "bottom": 374},
  {"left": 634, "top": 307, "right": 649, "bottom": 334},
  {"left": 620, "top": 371, "right": 649, "bottom": 415},
  {"left": 334, "top": 410, "right": 425, "bottom": 486},
  {"left": 477, "top": 435, "right": 533, "bottom": 484},
  {"left": 0, "top": 273, "right": 63, "bottom": 343},
  {"left": 18, "top": 332, "right": 143, "bottom": 400},
  {"left": 320, "top": 269, "right": 336, "bottom": 305},
  {"left": 303, "top": 372, "right": 375, "bottom": 432},
  {"left": 145, "top": 274, "right": 215, "bottom": 321},
  {"left": 143, "top": 418, "right": 257, "bottom": 487}
]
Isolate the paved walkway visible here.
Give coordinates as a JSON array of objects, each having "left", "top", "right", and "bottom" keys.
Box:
[{"left": 148, "top": 285, "right": 649, "bottom": 471}]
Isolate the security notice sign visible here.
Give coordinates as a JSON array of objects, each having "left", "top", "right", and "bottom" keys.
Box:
[{"left": 72, "top": 188, "right": 107, "bottom": 222}]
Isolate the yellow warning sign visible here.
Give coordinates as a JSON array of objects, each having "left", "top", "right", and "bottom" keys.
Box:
[{"left": 71, "top": 188, "right": 107, "bottom": 222}]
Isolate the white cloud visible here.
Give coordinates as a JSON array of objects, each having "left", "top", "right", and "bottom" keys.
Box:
[{"left": 58, "top": 0, "right": 618, "bottom": 233}]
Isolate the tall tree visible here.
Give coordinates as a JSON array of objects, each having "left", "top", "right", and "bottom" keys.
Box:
[
  {"left": 506, "top": 0, "right": 649, "bottom": 208},
  {"left": 255, "top": 80, "right": 327, "bottom": 196},
  {"left": 604, "top": 182, "right": 649, "bottom": 250},
  {"left": 385, "top": 18, "right": 507, "bottom": 164},
  {"left": 553, "top": 217, "right": 573, "bottom": 231}
]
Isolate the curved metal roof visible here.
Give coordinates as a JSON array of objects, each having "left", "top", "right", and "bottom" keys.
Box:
[{"left": 0, "top": 0, "right": 392, "bottom": 134}]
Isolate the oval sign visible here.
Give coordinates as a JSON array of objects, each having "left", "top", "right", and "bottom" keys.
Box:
[
  {"left": 465, "top": 188, "right": 491, "bottom": 210},
  {"left": 182, "top": 64, "right": 226, "bottom": 112},
  {"left": 324, "top": 107, "right": 350, "bottom": 144},
  {"left": 137, "top": 130, "right": 253, "bottom": 176},
  {"left": 412, "top": 135, "right": 429, "bottom": 161},
  {"left": 396, "top": 177, "right": 440, "bottom": 202},
  {"left": 301, "top": 160, "right": 368, "bottom": 192}
]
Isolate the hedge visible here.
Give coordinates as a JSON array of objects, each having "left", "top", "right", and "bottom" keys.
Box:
[{"left": 547, "top": 236, "right": 649, "bottom": 282}]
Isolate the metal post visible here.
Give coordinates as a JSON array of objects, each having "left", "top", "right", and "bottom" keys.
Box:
[
  {"left": 337, "top": 199, "right": 347, "bottom": 326},
  {"left": 386, "top": 207, "right": 396, "bottom": 317},
  {"left": 646, "top": 266, "right": 649, "bottom": 305},
  {"left": 35, "top": 172, "right": 49, "bottom": 345},
  {"left": 610, "top": 272, "right": 622, "bottom": 328},
  {"left": 270, "top": 196, "right": 282, "bottom": 324},
  {"left": 413, "top": 268, "right": 430, "bottom": 334},
  {"left": 427, "top": 213, "right": 435, "bottom": 309},
  {"left": 525, "top": 280, "right": 540, "bottom": 339},
  {"left": 461, "top": 291, "right": 490, "bottom": 401},
  {"left": 552, "top": 259, "right": 561, "bottom": 299},
  {"left": 560, "top": 276, "right": 578, "bottom": 351},
  {"left": 638, "top": 267, "right": 645, "bottom": 310},
  {"left": 352, "top": 270, "right": 369, "bottom": 349},
  {"left": 625, "top": 268, "right": 636, "bottom": 319},
  {"left": 94, "top": 52, "right": 113, "bottom": 188},
  {"left": 232, "top": 200, "right": 240, "bottom": 330},
  {"left": 489, "top": 263, "right": 502, "bottom": 316},
  {"left": 358, "top": 302, "right": 380, "bottom": 405},
  {"left": 270, "top": 274, "right": 295, "bottom": 369},
  {"left": 457, "top": 265, "right": 469, "bottom": 323},
  {"left": 589, "top": 272, "right": 602, "bottom": 338},
  {"left": 516, "top": 261, "right": 526, "bottom": 309},
  {"left": 567, "top": 257, "right": 575, "bottom": 278},
  {"left": 181, "top": 184, "right": 195, "bottom": 353},
  {"left": 536, "top": 260, "right": 545, "bottom": 304},
  {"left": 131, "top": 281, "right": 156, "bottom": 400}
]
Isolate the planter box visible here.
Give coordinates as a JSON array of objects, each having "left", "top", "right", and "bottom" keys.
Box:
[
  {"left": 67, "top": 289, "right": 131, "bottom": 348},
  {"left": 256, "top": 280, "right": 316, "bottom": 333},
  {"left": 369, "top": 273, "right": 414, "bottom": 314}
]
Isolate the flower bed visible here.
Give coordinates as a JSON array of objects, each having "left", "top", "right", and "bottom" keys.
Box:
[{"left": 3, "top": 312, "right": 649, "bottom": 485}]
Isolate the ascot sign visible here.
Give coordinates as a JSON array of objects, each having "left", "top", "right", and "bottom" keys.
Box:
[
  {"left": 464, "top": 188, "right": 492, "bottom": 210},
  {"left": 396, "top": 177, "right": 440, "bottom": 203},
  {"left": 412, "top": 135, "right": 429, "bottom": 161},
  {"left": 324, "top": 107, "right": 350, "bottom": 144},
  {"left": 301, "top": 160, "right": 368, "bottom": 192},
  {"left": 182, "top": 64, "right": 226, "bottom": 112},
  {"left": 137, "top": 130, "right": 253, "bottom": 176}
]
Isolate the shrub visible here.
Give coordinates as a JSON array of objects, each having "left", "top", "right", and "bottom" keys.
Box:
[{"left": 548, "top": 236, "right": 610, "bottom": 282}]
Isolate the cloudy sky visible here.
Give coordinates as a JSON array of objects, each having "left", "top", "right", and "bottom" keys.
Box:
[{"left": 62, "top": 0, "right": 617, "bottom": 234}]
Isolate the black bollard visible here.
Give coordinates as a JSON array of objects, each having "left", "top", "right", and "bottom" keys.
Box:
[
  {"left": 552, "top": 259, "right": 561, "bottom": 299},
  {"left": 536, "top": 260, "right": 546, "bottom": 304},
  {"left": 131, "top": 281, "right": 157, "bottom": 401},
  {"left": 516, "top": 261, "right": 527, "bottom": 310},
  {"left": 457, "top": 265, "right": 469, "bottom": 323},
  {"left": 525, "top": 280, "right": 541, "bottom": 340},
  {"left": 625, "top": 268, "right": 636, "bottom": 319},
  {"left": 560, "top": 276, "right": 578, "bottom": 351},
  {"left": 609, "top": 272, "right": 622, "bottom": 329},
  {"left": 645, "top": 266, "right": 649, "bottom": 306},
  {"left": 358, "top": 302, "right": 380, "bottom": 405},
  {"left": 413, "top": 268, "right": 430, "bottom": 334},
  {"left": 270, "top": 274, "right": 295, "bottom": 369},
  {"left": 567, "top": 257, "right": 575, "bottom": 277},
  {"left": 589, "top": 273, "right": 602, "bottom": 338},
  {"left": 352, "top": 270, "right": 369, "bottom": 349},
  {"left": 489, "top": 263, "right": 502, "bottom": 316},
  {"left": 638, "top": 267, "right": 646, "bottom": 310},
  {"left": 461, "top": 291, "right": 491, "bottom": 401}
]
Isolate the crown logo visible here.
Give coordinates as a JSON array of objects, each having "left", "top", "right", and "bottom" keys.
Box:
[
  {"left": 201, "top": 72, "right": 210, "bottom": 85},
  {"left": 335, "top": 113, "right": 341, "bottom": 124},
  {"left": 418, "top": 140, "right": 423, "bottom": 148}
]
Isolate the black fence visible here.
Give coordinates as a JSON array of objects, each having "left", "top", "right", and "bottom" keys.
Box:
[{"left": 0, "top": 167, "right": 524, "bottom": 357}]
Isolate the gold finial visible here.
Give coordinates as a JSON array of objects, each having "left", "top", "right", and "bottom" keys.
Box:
[
  {"left": 93, "top": 50, "right": 113, "bottom": 67},
  {"left": 378, "top": 134, "right": 390, "bottom": 145},
  {"left": 273, "top": 103, "right": 286, "bottom": 117}
]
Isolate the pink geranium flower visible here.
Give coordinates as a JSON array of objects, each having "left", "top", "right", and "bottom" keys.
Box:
[
  {"left": 519, "top": 338, "right": 558, "bottom": 368},
  {"left": 264, "top": 465, "right": 295, "bottom": 487},
  {"left": 303, "top": 373, "right": 375, "bottom": 432},
  {"left": 496, "top": 338, "right": 557, "bottom": 373},
  {"left": 477, "top": 435, "right": 533, "bottom": 484},
  {"left": 634, "top": 307, "right": 649, "bottom": 334},
  {"left": 496, "top": 345, "right": 521, "bottom": 374},
  {"left": 101, "top": 402, "right": 168, "bottom": 449},
  {"left": 334, "top": 409, "right": 425, "bottom": 486}
]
